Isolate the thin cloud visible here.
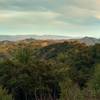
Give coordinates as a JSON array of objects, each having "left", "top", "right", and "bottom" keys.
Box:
[{"left": 0, "top": 0, "right": 100, "bottom": 37}]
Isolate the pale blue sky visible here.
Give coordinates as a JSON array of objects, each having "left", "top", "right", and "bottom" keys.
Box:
[{"left": 0, "top": 0, "right": 100, "bottom": 37}]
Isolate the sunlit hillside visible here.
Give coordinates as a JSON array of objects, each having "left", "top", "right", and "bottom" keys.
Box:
[{"left": 0, "top": 38, "right": 100, "bottom": 100}]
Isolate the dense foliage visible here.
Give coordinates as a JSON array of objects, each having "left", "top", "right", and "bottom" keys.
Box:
[
  {"left": 0, "top": 41, "right": 100, "bottom": 100},
  {"left": 0, "top": 86, "right": 13, "bottom": 100}
]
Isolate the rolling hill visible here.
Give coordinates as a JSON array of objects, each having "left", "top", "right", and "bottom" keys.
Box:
[{"left": 0, "top": 35, "right": 99, "bottom": 45}]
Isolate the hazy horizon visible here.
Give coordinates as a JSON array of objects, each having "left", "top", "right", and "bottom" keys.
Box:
[
  {"left": 0, "top": 32, "right": 99, "bottom": 38},
  {"left": 0, "top": 0, "right": 100, "bottom": 38},
  {"left": 0, "top": 34, "right": 99, "bottom": 38}
]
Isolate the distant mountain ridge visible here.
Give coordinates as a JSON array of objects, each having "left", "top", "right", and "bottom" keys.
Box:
[
  {"left": 78, "top": 37, "right": 100, "bottom": 45},
  {"left": 0, "top": 35, "right": 71, "bottom": 41},
  {"left": 0, "top": 35, "right": 100, "bottom": 45}
]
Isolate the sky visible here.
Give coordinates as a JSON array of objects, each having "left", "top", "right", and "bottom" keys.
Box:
[{"left": 0, "top": 0, "right": 100, "bottom": 37}]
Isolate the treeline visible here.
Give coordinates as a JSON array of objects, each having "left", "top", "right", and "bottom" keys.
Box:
[{"left": 0, "top": 42, "right": 100, "bottom": 100}]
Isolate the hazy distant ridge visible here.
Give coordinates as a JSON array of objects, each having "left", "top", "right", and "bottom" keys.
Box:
[
  {"left": 0, "top": 35, "right": 71, "bottom": 41},
  {"left": 0, "top": 35, "right": 100, "bottom": 45}
]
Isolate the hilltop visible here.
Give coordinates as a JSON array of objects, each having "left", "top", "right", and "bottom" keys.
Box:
[{"left": 0, "top": 35, "right": 99, "bottom": 45}]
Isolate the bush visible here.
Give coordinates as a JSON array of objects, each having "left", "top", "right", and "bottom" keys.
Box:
[{"left": 0, "top": 86, "right": 13, "bottom": 100}]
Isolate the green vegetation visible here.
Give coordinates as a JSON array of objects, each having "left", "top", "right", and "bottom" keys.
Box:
[
  {"left": 0, "top": 41, "right": 100, "bottom": 100},
  {"left": 0, "top": 86, "right": 13, "bottom": 100}
]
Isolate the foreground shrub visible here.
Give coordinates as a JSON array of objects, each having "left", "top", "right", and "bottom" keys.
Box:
[{"left": 0, "top": 86, "right": 13, "bottom": 100}]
